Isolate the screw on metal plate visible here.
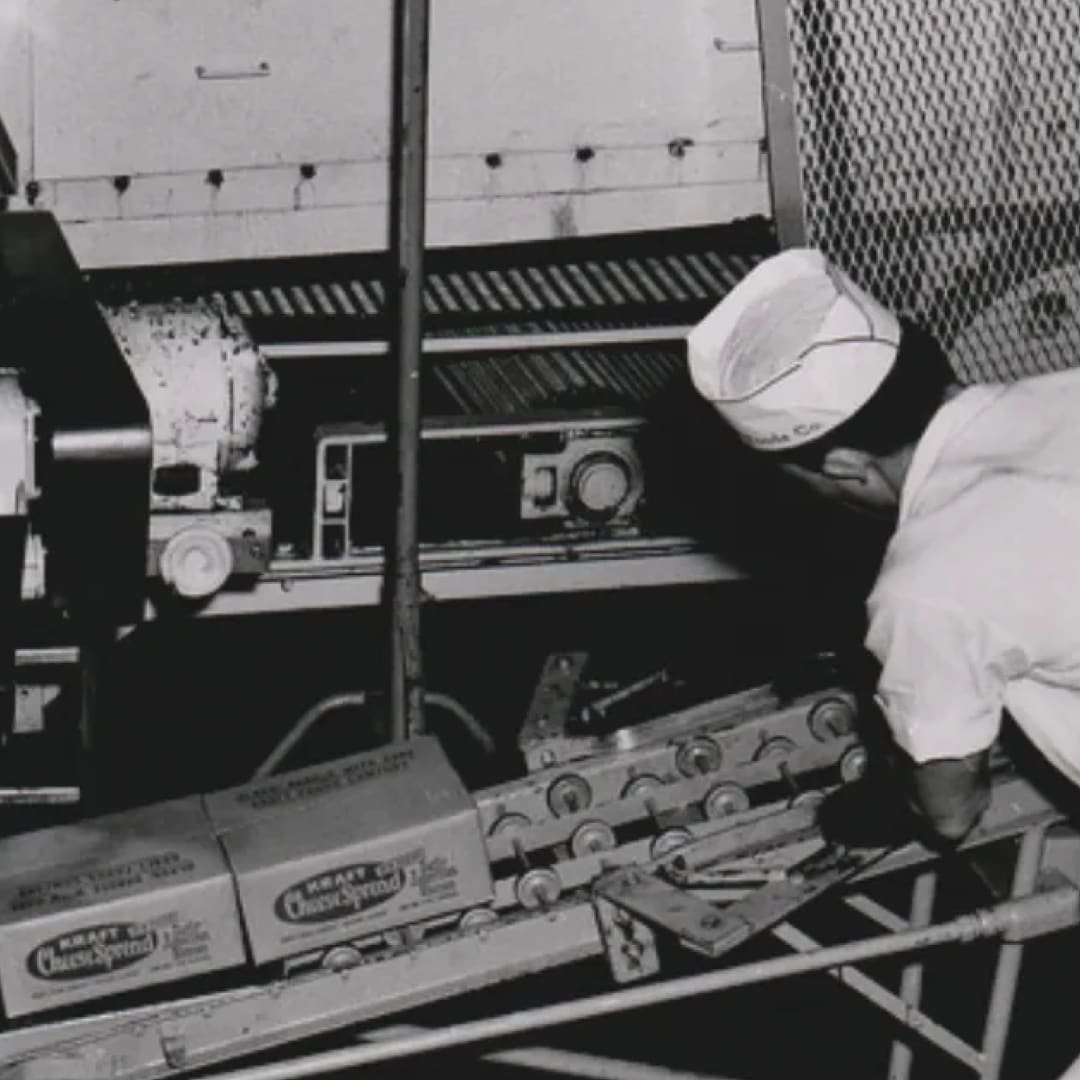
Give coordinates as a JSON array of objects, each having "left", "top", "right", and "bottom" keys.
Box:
[{"left": 668, "top": 137, "right": 695, "bottom": 158}]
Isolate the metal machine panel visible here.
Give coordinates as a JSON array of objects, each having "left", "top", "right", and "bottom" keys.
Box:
[
  {"left": 313, "top": 411, "right": 649, "bottom": 557},
  {"left": 21, "top": 0, "right": 767, "bottom": 266},
  {"left": 30, "top": 0, "right": 761, "bottom": 178}
]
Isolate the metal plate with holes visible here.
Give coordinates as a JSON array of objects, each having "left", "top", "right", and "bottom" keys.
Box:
[
  {"left": 672, "top": 843, "right": 893, "bottom": 957},
  {"left": 593, "top": 893, "right": 661, "bottom": 984},
  {"left": 519, "top": 653, "right": 590, "bottom": 771},
  {"left": 594, "top": 866, "right": 741, "bottom": 957}
]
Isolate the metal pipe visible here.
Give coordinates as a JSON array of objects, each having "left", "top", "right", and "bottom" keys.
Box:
[
  {"left": 15, "top": 646, "right": 80, "bottom": 667},
  {"left": 253, "top": 692, "right": 370, "bottom": 778},
  {"left": 771, "top": 917, "right": 980, "bottom": 1071},
  {"left": 253, "top": 690, "right": 493, "bottom": 779},
  {"left": 464, "top": 1047, "right": 735, "bottom": 1080},
  {"left": 51, "top": 426, "right": 152, "bottom": 463},
  {"left": 260, "top": 325, "right": 694, "bottom": 361},
  {"left": 425, "top": 691, "right": 497, "bottom": 756},
  {"left": 386, "top": 0, "right": 431, "bottom": 741},
  {"left": 363, "top": 1026, "right": 737, "bottom": 1080},
  {"left": 888, "top": 870, "right": 938, "bottom": 1080},
  {"left": 980, "top": 825, "right": 1048, "bottom": 1080},
  {"left": 195, "top": 892, "right": 1068, "bottom": 1080}
]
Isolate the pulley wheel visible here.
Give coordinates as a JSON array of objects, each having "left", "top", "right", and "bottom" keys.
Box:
[{"left": 570, "top": 819, "right": 617, "bottom": 858}]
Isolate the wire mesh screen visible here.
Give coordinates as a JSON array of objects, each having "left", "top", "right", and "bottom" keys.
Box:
[{"left": 784, "top": 0, "right": 1080, "bottom": 382}]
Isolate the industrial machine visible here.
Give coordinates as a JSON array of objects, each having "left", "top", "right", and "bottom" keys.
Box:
[
  {"left": 0, "top": 205, "right": 777, "bottom": 801},
  {"left": 4, "top": 0, "right": 1080, "bottom": 1069},
  {"left": 0, "top": 197, "right": 1075, "bottom": 1077},
  {"left": 83, "top": 214, "right": 775, "bottom": 612}
]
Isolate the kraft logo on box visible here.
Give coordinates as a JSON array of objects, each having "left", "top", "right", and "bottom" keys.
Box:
[
  {"left": 27, "top": 923, "right": 159, "bottom": 981},
  {"left": 274, "top": 858, "right": 410, "bottom": 925}
]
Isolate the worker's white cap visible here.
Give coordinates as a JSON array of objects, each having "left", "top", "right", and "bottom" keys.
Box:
[{"left": 687, "top": 249, "right": 902, "bottom": 451}]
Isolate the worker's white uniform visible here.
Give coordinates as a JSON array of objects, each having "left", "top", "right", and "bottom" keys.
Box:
[{"left": 866, "top": 368, "right": 1080, "bottom": 787}]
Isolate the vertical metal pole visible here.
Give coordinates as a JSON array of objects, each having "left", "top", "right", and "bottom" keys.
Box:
[
  {"left": 755, "top": 0, "right": 807, "bottom": 247},
  {"left": 888, "top": 870, "right": 938, "bottom": 1080},
  {"left": 387, "top": 0, "right": 431, "bottom": 740},
  {"left": 979, "top": 826, "right": 1047, "bottom": 1079}
]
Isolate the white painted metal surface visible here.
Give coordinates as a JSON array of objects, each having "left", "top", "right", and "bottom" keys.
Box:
[
  {"left": 100, "top": 300, "right": 277, "bottom": 511},
  {"left": 0, "top": 0, "right": 769, "bottom": 266},
  {"left": 0, "top": 371, "right": 36, "bottom": 518}
]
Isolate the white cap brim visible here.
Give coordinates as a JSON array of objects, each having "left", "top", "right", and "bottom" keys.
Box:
[{"left": 687, "top": 249, "right": 901, "bottom": 450}]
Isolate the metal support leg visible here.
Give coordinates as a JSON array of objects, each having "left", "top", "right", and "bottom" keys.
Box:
[
  {"left": 979, "top": 825, "right": 1048, "bottom": 1079},
  {"left": 888, "top": 870, "right": 938, "bottom": 1080},
  {"left": 77, "top": 641, "right": 101, "bottom": 810}
]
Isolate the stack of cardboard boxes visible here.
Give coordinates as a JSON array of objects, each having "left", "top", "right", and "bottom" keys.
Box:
[{"left": 0, "top": 737, "right": 493, "bottom": 1017}]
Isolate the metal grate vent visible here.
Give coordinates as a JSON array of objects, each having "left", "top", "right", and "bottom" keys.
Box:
[
  {"left": 432, "top": 346, "right": 684, "bottom": 416},
  {"left": 785, "top": 0, "right": 1080, "bottom": 382},
  {"left": 88, "top": 219, "right": 777, "bottom": 342},
  {"left": 218, "top": 253, "right": 752, "bottom": 326}
]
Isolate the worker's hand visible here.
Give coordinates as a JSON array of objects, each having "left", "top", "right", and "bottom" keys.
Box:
[
  {"left": 816, "top": 768, "right": 920, "bottom": 849},
  {"left": 905, "top": 750, "right": 991, "bottom": 845}
]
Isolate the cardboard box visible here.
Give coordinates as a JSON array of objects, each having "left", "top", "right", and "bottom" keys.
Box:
[
  {"left": 204, "top": 737, "right": 493, "bottom": 964},
  {"left": 0, "top": 797, "right": 247, "bottom": 1017}
]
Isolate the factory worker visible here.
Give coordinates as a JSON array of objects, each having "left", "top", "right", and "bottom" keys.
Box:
[{"left": 687, "top": 248, "right": 1080, "bottom": 843}]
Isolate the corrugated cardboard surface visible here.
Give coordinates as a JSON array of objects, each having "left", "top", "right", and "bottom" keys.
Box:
[
  {"left": 0, "top": 797, "right": 246, "bottom": 1017},
  {"left": 203, "top": 739, "right": 449, "bottom": 832},
  {"left": 205, "top": 738, "right": 494, "bottom": 963}
]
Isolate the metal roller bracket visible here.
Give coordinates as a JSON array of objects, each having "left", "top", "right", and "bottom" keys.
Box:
[{"left": 519, "top": 653, "right": 589, "bottom": 771}]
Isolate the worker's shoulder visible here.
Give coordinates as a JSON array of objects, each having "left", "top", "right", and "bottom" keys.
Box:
[
  {"left": 975, "top": 365, "right": 1080, "bottom": 426},
  {"left": 875, "top": 473, "right": 1079, "bottom": 626}
]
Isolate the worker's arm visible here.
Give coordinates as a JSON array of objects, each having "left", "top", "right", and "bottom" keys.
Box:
[
  {"left": 864, "top": 591, "right": 1024, "bottom": 844},
  {"left": 904, "top": 748, "right": 992, "bottom": 843}
]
